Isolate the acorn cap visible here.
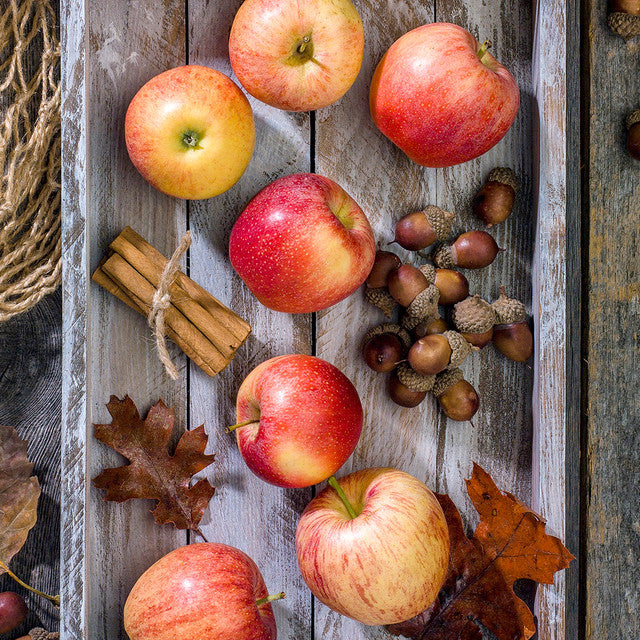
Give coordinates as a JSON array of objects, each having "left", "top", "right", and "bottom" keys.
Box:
[
  {"left": 365, "top": 287, "right": 397, "bottom": 318},
  {"left": 423, "top": 205, "right": 456, "bottom": 242},
  {"left": 433, "top": 368, "right": 465, "bottom": 398},
  {"left": 627, "top": 109, "right": 640, "bottom": 130},
  {"left": 492, "top": 285, "right": 527, "bottom": 324},
  {"left": 418, "top": 262, "right": 436, "bottom": 284},
  {"left": 608, "top": 12, "right": 640, "bottom": 39},
  {"left": 487, "top": 167, "right": 520, "bottom": 192},
  {"left": 451, "top": 295, "right": 496, "bottom": 333},
  {"left": 396, "top": 362, "right": 436, "bottom": 393},
  {"left": 431, "top": 243, "right": 456, "bottom": 269},
  {"left": 28, "top": 630, "right": 59, "bottom": 640},
  {"left": 363, "top": 322, "right": 413, "bottom": 349},
  {"left": 443, "top": 330, "right": 474, "bottom": 368},
  {"left": 401, "top": 284, "right": 440, "bottom": 330}
]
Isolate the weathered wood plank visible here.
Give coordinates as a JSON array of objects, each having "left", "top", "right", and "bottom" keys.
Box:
[
  {"left": 62, "top": 1, "right": 189, "bottom": 638},
  {"left": 0, "top": 291, "right": 61, "bottom": 636},
  {"left": 584, "top": 2, "right": 640, "bottom": 638},
  {"left": 187, "top": 2, "right": 313, "bottom": 638}
]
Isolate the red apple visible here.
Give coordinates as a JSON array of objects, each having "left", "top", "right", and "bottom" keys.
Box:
[
  {"left": 295, "top": 468, "right": 449, "bottom": 625},
  {"left": 229, "top": 173, "right": 375, "bottom": 313},
  {"left": 125, "top": 65, "right": 255, "bottom": 200},
  {"left": 124, "top": 543, "right": 283, "bottom": 640},
  {"left": 229, "top": 0, "right": 364, "bottom": 112},
  {"left": 370, "top": 23, "right": 520, "bottom": 167},
  {"left": 232, "top": 355, "right": 363, "bottom": 488}
]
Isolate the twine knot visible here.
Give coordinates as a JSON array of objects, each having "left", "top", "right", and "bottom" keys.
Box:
[{"left": 148, "top": 231, "right": 192, "bottom": 380}]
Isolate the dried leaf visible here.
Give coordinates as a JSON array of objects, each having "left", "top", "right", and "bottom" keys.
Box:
[
  {"left": 388, "top": 463, "right": 574, "bottom": 640},
  {"left": 92, "top": 396, "right": 216, "bottom": 531},
  {"left": 0, "top": 426, "right": 41, "bottom": 573}
]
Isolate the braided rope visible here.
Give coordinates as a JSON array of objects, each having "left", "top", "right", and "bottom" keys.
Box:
[{"left": 0, "top": 0, "right": 60, "bottom": 322}]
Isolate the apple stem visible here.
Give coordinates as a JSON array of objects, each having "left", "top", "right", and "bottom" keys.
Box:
[
  {"left": 328, "top": 476, "right": 358, "bottom": 520},
  {"left": 0, "top": 559, "right": 60, "bottom": 606},
  {"left": 477, "top": 40, "right": 492, "bottom": 60},
  {"left": 256, "top": 592, "right": 286, "bottom": 607},
  {"left": 226, "top": 419, "right": 259, "bottom": 433},
  {"left": 297, "top": 35, "right": 311, "bottom": 54}
]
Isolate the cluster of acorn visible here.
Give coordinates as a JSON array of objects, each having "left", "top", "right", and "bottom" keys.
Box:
[{"left": 361, "top": 168, "right": 533, "bottom": 423}]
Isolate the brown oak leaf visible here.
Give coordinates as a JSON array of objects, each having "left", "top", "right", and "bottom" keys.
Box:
[
  {"left": 92, "top": 396, "right": 215, "bottom": 531},
  {"left": 388, "top": 463, "right": 574, "bottom": 640},
  {"left": 0, "top": 426, "right": 41, "bottom": 572}
]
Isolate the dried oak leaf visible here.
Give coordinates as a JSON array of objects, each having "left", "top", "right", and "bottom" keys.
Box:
[
  {"left": 388, "top": 463, "right": 574, "bottom": 640},
  {"left": 93, "top": 396, "right": 215, "bottom": 531},
  {"left": 0, "top": 426, "right": 41, "bottom": 573}
]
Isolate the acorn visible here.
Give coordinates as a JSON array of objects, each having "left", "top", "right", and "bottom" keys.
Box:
[
  {"left": 626, "top": 109, "right": 640, "bottom": 161},
  {"left": 432, "top": 230, "right": 501, "bottom": 269},
  {"left": 434, "top": 268, "right": 469, "bottom": 305},
  {"left": 451, "top": 295, "right": 496, "bottom": 347},
  {"left": 389, "top": 362, "right": 435, "bottom": 408},
  {"left": 365, "top": 287, "right": 397, "bottom": 318},
  {"left": 401, "top": 284, "right": 440, "bottom": 331},
  {"left": 433, "top": 368, "right": 479, "bottom": 422},
  {"left": 608, "top": 0, "right": 640, "bottom": 39},
  {"left": 412, "top": 315, "right": 449, "bottom": 339},
  {"left": 362, "top": 323, "right": 412, "bottom": 372},
  {"left": 408, "top": 330, "right": 474, "bottom": 376},
  {"left": 367, "top": 250, "right": 402, "bottom": 288},
  {"left": 387, "top": 264, "right": 432, "bottom": 307},
  {"left": 491, "top": 286, "right": 534, "bottom": 362},
  {"left": 472, "top": 167, "right": 520, "bottom": 227},
  {"left": 391, "top": 206, "right": 456, "bottom": 251}
]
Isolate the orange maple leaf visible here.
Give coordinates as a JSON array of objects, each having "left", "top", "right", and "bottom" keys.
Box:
[
  {"left": 93, "top": 396, "right": 216, "bottom": 532},
  {"left": 388, "top": 463, "right": 574, "bottom": 640}
]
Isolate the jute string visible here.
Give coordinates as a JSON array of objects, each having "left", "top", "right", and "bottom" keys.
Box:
[
  {"left": 148, "top": 231, "right": 192, "bottom": 380},
  {"left": 0, "top": 0, "right": 60, "bottom": 322}
]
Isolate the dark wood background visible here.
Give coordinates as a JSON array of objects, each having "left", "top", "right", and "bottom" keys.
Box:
[{"left": 0, "top": 0, "right": 638, "bottom": 638}]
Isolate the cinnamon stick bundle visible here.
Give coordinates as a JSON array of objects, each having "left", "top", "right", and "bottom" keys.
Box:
[{"left": 92, "top": 227, "right": 251, "bottom": 378}]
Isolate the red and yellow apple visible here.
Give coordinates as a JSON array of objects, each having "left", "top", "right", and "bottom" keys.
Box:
[
  {"left": 232, "top": 355, "right": 363, "bottom": 488},
  {"left": 125, "top": 65, "right": 255, "bottom": 200},
  {"left": 124, "top": 543, "right": 282, "bottom": 640},
  {"left": 229, "top": 173, "right": 375, "bottom": 313},
  {"left": 295, "top": 468, "right": 449, "bottom": 625},
  {"left": 370, "top": 23, "right": 520, "bottom": 168},
  {"left": 229, "top": 0, "right": 364, "bottom": 112}
]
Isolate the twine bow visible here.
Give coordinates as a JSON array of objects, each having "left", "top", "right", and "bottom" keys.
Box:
[{"left": 148, "top": 231, "right": 192, "bottom": 380}]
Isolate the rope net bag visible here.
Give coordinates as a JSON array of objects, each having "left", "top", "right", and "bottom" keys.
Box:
[{"left": 0, "top": 0, "right": 60, "bottom": 322}]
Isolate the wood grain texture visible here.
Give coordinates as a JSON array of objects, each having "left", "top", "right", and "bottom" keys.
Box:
[
  {"left": 584, "top": 2, "right": 640, "bottom": 638},
  {"left": 186, "top": 2, "right": 313, "bottom": 637},
  {"left": 0, "top": 291, "right": 61, "bottom": 637},
  {"left": 315, "top": 0, "right": 541, "bottom": 637}
]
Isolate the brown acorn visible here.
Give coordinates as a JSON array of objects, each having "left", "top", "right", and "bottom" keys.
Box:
[
  {"left": 401, "top": 284, "right": 440, "bottom": 331},
  {"left": 412, "top": 315, "right": 449, "bottom": 339},
  {"left": 387, "top": 264, "right": 431, "bottom": 307},
  {"left": 434, "top": 268, "right": 469, "bottom": 305},
  {"left": 433, "top": 368, "right": 479, "bottom": 422},
  {"left": 432, "top": 230, "right": 501, "bottom": 269},
  {"left": 391, "top": 206, "right": 456, "bottom": 251},
  {"left": 491, "top": 286, "right": 533, "bottom": 362},
  {"left": 608, "top": 0, "right": 640, "bottom": 39},
  {"left": 626, "top": 109, "right": 640, "bottom": 161},
  {"left": 408, "top": 330, "right": 473, "bottom": 376},
  {"left": 365, "top": 287, "right": 397, "bottom": 318},
  {"left": 362, "top": 323, "right": 412, "bottom": 372},
  {"left": 367, "top": 250, "right": 402, "bottom": 288},
  {"left": 389, "top": 362, "right": 435, "bottom": 408},
  {"left": 451, "top": 295, "right": 496, "bottom": 347},
  {"left": 472, "top": 167, "right": 520, "bottom": 227}
]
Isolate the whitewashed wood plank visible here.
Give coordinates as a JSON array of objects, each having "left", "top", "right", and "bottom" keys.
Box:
[
  {"left": 62, "top": 1, "right": 190, "bottom": 639},
  {"left": 187, "top": 2, "right": 313, "bottom": 639},
  {"left": 531, "top": 0, "right": 571, "bottom": 638},
  {"left": 315, "top": 2, "right": 439, "bottom": 638}
]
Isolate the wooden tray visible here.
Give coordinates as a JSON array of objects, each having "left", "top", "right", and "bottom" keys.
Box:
[{"left": 60, "top": 0, "right": 579, "bottom": 638}]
